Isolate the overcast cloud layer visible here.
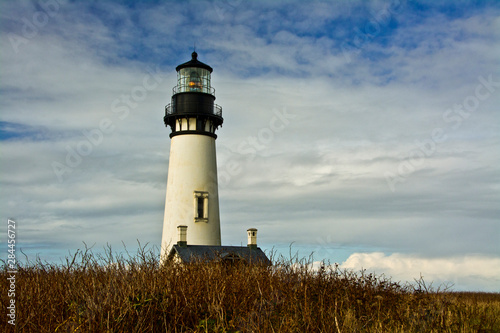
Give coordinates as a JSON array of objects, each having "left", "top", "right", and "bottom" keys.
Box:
[{"left": 1, "top": 0, "right": 499, "bottom": 291}]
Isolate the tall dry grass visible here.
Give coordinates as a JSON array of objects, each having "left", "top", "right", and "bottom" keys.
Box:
[{"left": 1, "top": 245, "right": 499, "bottom": 332}]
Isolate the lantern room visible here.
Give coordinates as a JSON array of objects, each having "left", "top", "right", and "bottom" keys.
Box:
[
  {"left": 164, "top": 51, "right": 223, "bottom": 138},
  {"left": 174, "top": 51, "right": 214, "bottom": 95}
]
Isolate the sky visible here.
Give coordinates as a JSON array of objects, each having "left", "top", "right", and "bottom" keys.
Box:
[{"left": 0, "top": 0, "right": 499, "bottom": 292}]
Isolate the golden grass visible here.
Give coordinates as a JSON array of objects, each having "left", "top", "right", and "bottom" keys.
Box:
[{"left": 1, "top": 245, "right": 499, "bottom": 332}]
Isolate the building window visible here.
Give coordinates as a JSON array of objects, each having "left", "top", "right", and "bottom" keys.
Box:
[
  {"left": 197, "top": 197, "right": 204, "bottom": 218},
  {"left": 194, "top": 191, "right": 208, "bottom": 222}
]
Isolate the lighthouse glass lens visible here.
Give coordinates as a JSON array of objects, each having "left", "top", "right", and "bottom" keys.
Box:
[
  {"left": 178, "top": 68, "right": 211, "bottom": 94},
  {"left": 188, "top": 71, "right": 201, "bottom": 91}
]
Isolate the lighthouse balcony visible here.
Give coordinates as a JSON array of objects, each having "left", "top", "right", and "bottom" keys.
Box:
[{"left": 165, "top": 103, "right": 222, "bottom": 118}]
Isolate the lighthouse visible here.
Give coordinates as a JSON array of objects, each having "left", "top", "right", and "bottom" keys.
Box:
[
  {"left": 160, "top": 52, "right": 224, "bottom": 258},
  {"left": 160, "top": 52, "right": 271, "bottom": 266}
]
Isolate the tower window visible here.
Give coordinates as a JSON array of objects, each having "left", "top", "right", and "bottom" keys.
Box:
[
  {"left": 197, "top": 197, "right": 204, "bottom": 218},
  {"left": 194, "top": 191, "right": 209, "bottom": 222},
  {"left": 197, "top": 118, "right": 206, "bottom": 131}
]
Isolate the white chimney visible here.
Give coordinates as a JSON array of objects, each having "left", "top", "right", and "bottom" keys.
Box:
[
  {"left": 177, "top": 225, "right": 187, "bottom": 247},
  {"left": 247, "top": 228, "right": 257, "bottom": 249}
]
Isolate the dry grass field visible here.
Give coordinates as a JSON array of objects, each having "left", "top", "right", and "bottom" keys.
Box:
[{"left": 1, "top": 246, "right": 499, "bottom": 332}]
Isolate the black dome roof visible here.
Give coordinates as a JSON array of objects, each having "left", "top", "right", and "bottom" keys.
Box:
[{"left": 176, "top": 52, "right": 213, "bottom": 73}]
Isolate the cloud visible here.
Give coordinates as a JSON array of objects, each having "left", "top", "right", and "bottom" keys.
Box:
[{"left": 339, "top": 252, "right": 500, "bottom": 292}]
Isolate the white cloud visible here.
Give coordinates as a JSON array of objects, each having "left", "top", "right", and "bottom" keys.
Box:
[{"left": 339, "top": 252, "right": 500, "bottom": 292}]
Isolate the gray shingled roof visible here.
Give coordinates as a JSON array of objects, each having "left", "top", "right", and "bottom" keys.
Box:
[{"left": 168, "top": 245, "right": 271, "bottom": 265}]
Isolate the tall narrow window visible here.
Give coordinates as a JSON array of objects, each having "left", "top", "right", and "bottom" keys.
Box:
[
  {"left": 197, "top": 197, "right": 204, "bottom": 219},
  {"left": 194, "top": 191, "right": 209, "bottom": 222}
]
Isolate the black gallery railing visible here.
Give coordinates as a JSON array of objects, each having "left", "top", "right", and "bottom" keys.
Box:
[{"left": 165, "top": 103, "right": 222, "bottom": 117}]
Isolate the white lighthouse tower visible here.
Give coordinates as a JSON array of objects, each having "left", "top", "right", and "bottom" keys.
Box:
[{"left": 160, "top": 52, "right": 224, "bottom": 259}]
